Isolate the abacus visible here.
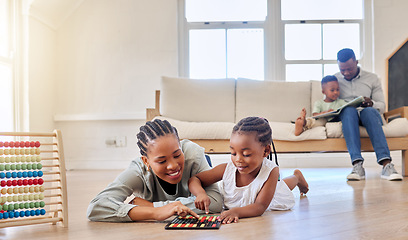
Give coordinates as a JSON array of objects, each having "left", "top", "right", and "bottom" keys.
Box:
[
  {"left": 0, "top": 130, "right": 68, "bottom": 228},
  {"left": 165, "top": 215, "right": 221, "bottom": 230}
]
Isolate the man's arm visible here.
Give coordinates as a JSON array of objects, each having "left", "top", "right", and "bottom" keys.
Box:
[{"left": 370, "top": 75, "right": 386, "bottom": 113}]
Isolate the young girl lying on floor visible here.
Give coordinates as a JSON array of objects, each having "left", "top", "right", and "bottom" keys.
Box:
[{"left": 188, "top": 117, "right": 309, "bottom": 224}]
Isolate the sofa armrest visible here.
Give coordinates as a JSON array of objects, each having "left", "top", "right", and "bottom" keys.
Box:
[
  {"left": 146, "top": 90, "right": 161, "bottom": 121},
  {"left": 384, "top": 106, "right": 408, "bottom": 122}
]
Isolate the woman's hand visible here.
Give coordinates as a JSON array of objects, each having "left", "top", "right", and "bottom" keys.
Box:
[
  {"left": 219, "top": 209, "right": 239, "bottom": 224},
  {"left": 154, "top": 201, "right": 199, "bottom": 221},
  {"left": 194, "top": 193, "right": 211, "bottom": 214}
]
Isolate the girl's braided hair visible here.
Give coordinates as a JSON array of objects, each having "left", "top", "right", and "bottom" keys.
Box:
[
  {"left": 232, "top": 117, "right": 278, "bottom": 165},
  {"left": 136, "top": 119, "right": 179, "bottom": 156}
]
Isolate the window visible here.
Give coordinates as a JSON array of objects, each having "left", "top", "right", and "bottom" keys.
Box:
[
  {"left": 182, "top": 0, "right": 267, "bottom": 79},
  {"left": 282, "top": 0, "right": 363, "bottom": 81},
  {"left": 0, "top": 0, "right": 15, "bottom": 132},
  {"left": 179, "top": 0, "right": 369, "bottom": 81}
]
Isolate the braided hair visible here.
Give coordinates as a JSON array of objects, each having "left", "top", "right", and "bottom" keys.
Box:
[
  {"left": 232, "top": 117, "right": 278, "bottom": 165},
  {"left": 136, "top": 119, "right": 179, "bottom": 156}
]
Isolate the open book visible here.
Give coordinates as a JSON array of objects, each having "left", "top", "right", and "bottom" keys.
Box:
[{"left": 312, "top": 96, "right": 364, "bottom": 119}]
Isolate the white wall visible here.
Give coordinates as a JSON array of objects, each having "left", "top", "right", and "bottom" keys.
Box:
[
  {"left": 28, "top": 15, "right": 56, "bottom": 132},
  {"left": 373, "top": 0, "right": 408, "bottom": 105},
  {"left": 26, "top": 0, "right": 408, "bottom": 169},
  {"left": 55, "top": 0, "right": 178, "bottom": 117},
  {"left": 53, "top": 0, "right": 178, "bottom": 169}
]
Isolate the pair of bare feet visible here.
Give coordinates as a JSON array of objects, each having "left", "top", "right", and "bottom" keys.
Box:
[{"left": 294, "top": 108, "right": 307, "bottom": 136}]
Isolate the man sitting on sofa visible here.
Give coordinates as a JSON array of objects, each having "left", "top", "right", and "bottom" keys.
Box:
[{"left": 335, "top": 48, "right": 403, "bottom": 181}]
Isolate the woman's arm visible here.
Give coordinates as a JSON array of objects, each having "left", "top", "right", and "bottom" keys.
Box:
[
  {"left": 86, "top": 166, "right": 143, "bottom": 222},
  {"left": 87, "top": 167, "right": 199, "bottom": 222},
  {"left": 87, "top": 186, "right": 138, "bottom": 222},
  {"left": 128, "top": 201, "right": 199, "bottom": 221},
  {"left": 219, "top": 167, "right": 279, "bottom": 224}
]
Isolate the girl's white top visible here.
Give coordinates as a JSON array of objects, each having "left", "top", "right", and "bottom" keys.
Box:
[{"left": 221, "top": 158, "right": 295, "bottom": 211}]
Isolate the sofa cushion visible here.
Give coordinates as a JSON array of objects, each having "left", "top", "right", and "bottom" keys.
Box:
[
  {"left": 310, "top": 80, "right": 325, "bottom": 112},
  {"left": 155, "top": 116, "right": 235, "bottom": 139},
  {"left": 160, "top": 76, "right": 236, "bottom": 122},
  {"left": 155, "top": 116, "right": 327, "bottom": 141},
  {"left": 270, "top": 122, "right": 327, "bottom": 141},
  {"left": 235, "top": 79, "right": 311, "bottom": 123},
  {"left": 326, "top": 118, "right": 408, "bottom": 138}
]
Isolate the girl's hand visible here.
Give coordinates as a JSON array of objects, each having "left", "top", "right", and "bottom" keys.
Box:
[
  {"left": 194, "top": 193, "right": 211, "bottom": 214},
  {"left": 154, "top": 201, "right": 199, "bottom": 221},
  {"left": 219, "top": 209, "right": 239, "bottom": 224}
]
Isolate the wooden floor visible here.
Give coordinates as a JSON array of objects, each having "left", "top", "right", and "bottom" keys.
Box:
[{"left": 1, "top": 167, "right": 408, "bottom": 240}]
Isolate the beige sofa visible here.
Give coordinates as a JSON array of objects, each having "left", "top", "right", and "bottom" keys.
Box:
[{"left": 147, "top": 76, "right": 408, "bottom": 176}]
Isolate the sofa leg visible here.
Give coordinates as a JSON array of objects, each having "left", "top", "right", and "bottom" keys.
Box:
[{"left": 402, "top": 150, "right": 408, "bottom": 177}]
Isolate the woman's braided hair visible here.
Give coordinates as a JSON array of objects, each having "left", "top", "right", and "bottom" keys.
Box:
[
  {"left": 136, "top": 119, "right": 179, "bottom": 156},
  {"left": 232, "top": 117, "right": 278, "bottom": 165}
]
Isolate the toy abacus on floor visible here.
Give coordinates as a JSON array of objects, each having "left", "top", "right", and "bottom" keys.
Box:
[
  {"left": 165, "top": 215, "right": 221, "bottom": 230},
  {"left": 0, "top": 130, "right": 68, "bottom": 228}
]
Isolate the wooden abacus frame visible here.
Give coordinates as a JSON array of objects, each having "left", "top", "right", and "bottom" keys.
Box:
[{"left": 0, "top": 130, "right": 68, "bottom": 228}]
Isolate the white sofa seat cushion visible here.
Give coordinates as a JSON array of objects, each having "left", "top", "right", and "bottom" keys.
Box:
[
  {"left": 160, "top": 76, "right": 236, "bottom": 122},
  {"left": 270, "top": 122, "right": 327, "bottom": 141},
  {"left": 235, "top": 79, "right": 312, "bottom": 123},
  {"left": 155, "top": 116, "right": 327, "bottom": 141},
  {"left": 155, "top": 116, "right": 235, "bottom": 140},
  {"left": 326, "top": 118, "right": 408, "bottom": 138}
]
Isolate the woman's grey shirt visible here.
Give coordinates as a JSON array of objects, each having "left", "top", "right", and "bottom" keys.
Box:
[{"left": 87, "top": 139, "right": 223, "bottom": 222}]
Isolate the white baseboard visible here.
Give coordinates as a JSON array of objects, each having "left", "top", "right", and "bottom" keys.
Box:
[
  {"left": 65, "top": 151, "right": 403, "bottom": 171},
  {"left": 208, "top": 151, "right": 403, "bottom": 168}
]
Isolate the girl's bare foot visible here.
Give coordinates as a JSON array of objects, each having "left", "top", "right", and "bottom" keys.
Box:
[
  {"left": 294, "top": 108, "right": 307, "bottom": 136},
  {"left": 294, "top": 169, "right": 309, "bottom": 195}
]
